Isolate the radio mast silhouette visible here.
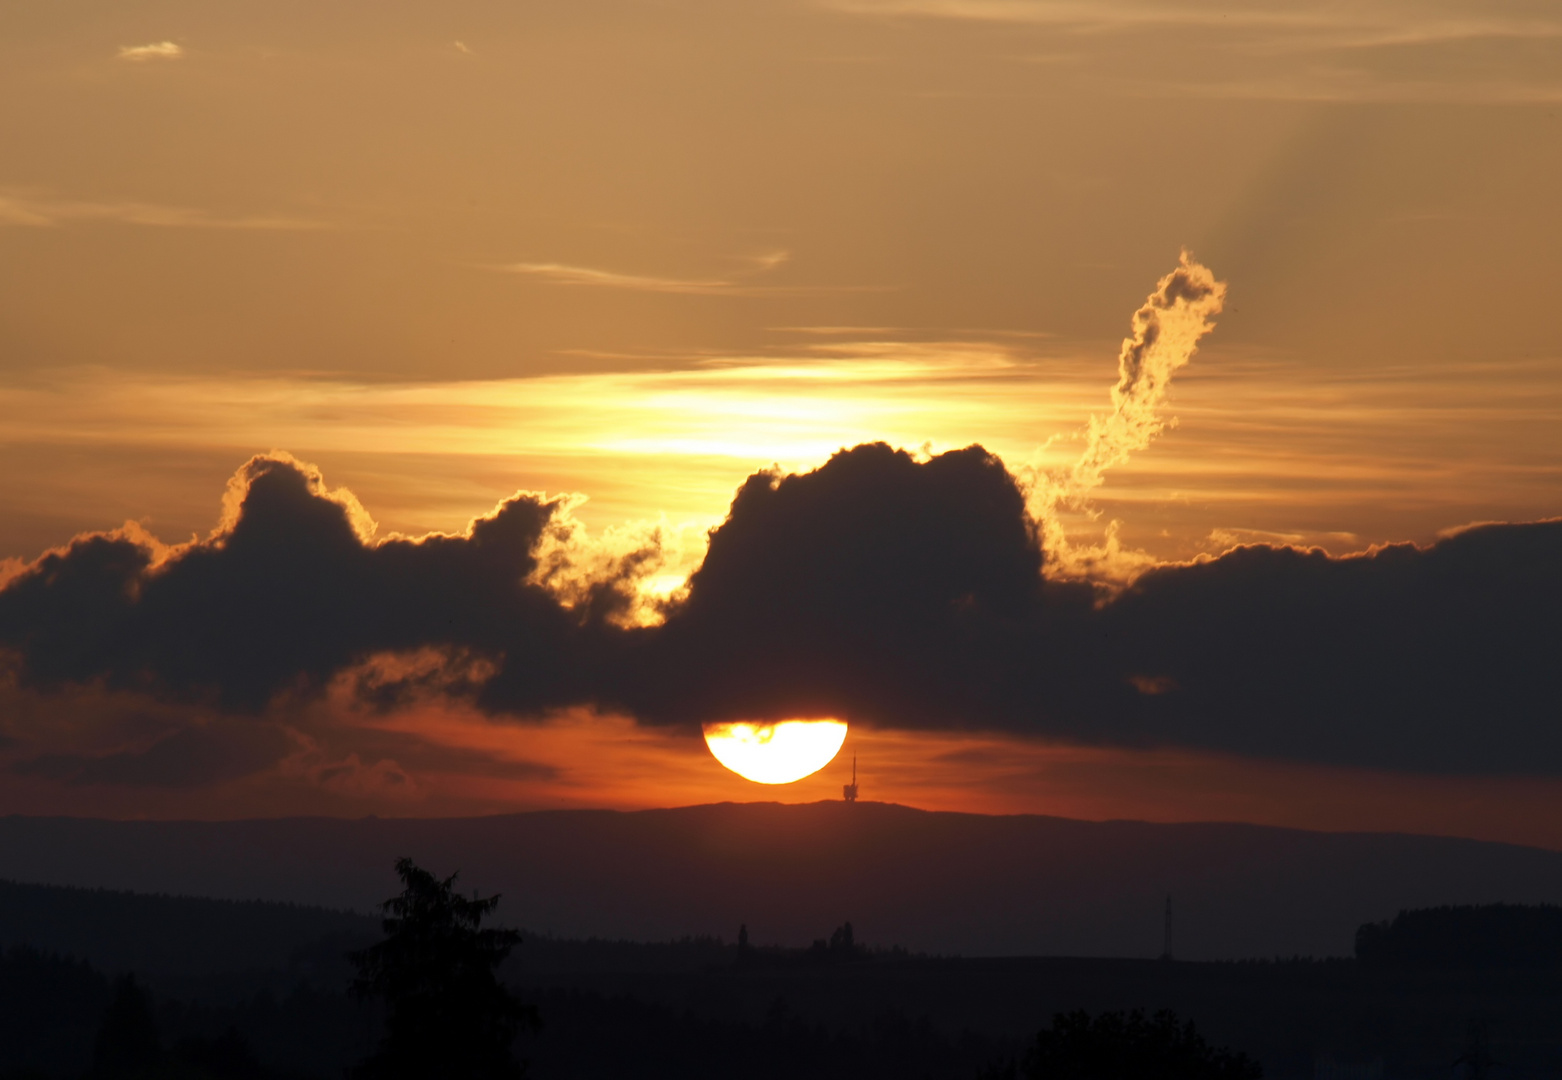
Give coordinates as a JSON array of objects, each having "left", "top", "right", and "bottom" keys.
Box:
[
  {"left": 1160, "top": 894, "right": 1174, "bottom": 960},
  {"left": 843, "top": 756, "right": 859, "bottom": 803}
]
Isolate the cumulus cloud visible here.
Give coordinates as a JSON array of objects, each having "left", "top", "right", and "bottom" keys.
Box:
[
  {"left": 1, "top": 448, "right": 1559, "bottom": 777},
  {"left": 0, "top": 454, "right": 609, "bottom": 712},
  {"left": 635, "top": 445, "right": 1562, "bottom": 774},
  {"left": 118, "top": 42, "right": 183, "bottom": 61},
  {"left": 1102, "top": 525, "right": 1562, "bottom": 772},
  {"left": 618, "top": 443, "right": 1075, "bottom": 730}
]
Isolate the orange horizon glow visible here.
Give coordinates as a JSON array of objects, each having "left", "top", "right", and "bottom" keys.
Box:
[{"left": 4, "top": 679, "right": 1562, "bottom": 853}]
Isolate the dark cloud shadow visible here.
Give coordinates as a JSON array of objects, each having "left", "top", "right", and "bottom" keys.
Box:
[{"left": 13, "top": 722, "right": 290, "bottom": 788}]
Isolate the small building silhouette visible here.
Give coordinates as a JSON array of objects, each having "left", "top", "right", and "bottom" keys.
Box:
[{"left": 843, "top": 756, "right": 859, "bottom": 803}]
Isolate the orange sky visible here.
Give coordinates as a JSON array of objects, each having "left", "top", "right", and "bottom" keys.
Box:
[{"left": 2, "top": 0, "right": 1562, "bottom": 844}]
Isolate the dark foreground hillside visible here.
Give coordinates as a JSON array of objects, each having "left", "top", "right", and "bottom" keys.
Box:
[
  {"left": 0, "top": 878, "right": 376, "bottom": 984},
  {"left": 6, "top": 941, "right": 1562, "bottom": 1080},
  {"left": 3, "top": 881, "right": 1562, "bottom": 1080},
  {"left": 6, "top": 802, "right": 1562, "bottom": 958}
]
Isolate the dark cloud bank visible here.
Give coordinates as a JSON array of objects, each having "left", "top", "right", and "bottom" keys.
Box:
[{"left": 2, "top": 447, "right": 1559, "bottom": 779}]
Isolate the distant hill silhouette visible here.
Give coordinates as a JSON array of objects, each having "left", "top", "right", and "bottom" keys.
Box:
[
  {"left": 1356, "top": 903, "right": 1562, "bottom": 969},
  {"left": 0, "top": 878, "right": 375, "bottom": 979},
  {"left": 3, "top": 803, "right": 1562, "bottom": 958}
]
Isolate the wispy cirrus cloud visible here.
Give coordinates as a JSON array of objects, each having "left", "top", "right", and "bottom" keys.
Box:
[
  {"left": 493, "top": 251, "right": 881, "bottom": 296},
  {"left": 822, "top": 0, "right": 1562, "bottom": 41},
  {"left": 0, "top": 190, "right": 335, "bottom": 231},
  {"left": 822, "top": 0, "right": 1562, "bottom": 102},
  {"left": 118, "top": 41, "right": 183, "bottom": 62},
  {"left": 499, "top": 261, "right": 748, "bottom": 295}
]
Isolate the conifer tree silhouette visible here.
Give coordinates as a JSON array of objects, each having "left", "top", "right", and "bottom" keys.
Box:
[
  {"left": 91, "top": 974, "right": 161, "bottom": 1078},
  {"left": 349, "top": 858, "right": 537, "bottom": 1080},
  {"left": 1019, "top": 1009, "right": 1262, "bottom": 1080}
]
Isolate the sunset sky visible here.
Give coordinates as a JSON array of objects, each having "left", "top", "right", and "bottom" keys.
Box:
[{"left": 3, "top": 0, "right": 1561, "bottom": 846}]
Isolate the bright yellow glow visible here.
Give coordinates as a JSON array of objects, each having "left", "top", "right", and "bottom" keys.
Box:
[{"left": 702, "top": 718, "right": 848, "bottom": 784}]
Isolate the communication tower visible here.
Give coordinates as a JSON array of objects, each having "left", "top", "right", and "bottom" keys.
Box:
[{"left": 843, "top": 756, "right": 859, "bottom": 803}]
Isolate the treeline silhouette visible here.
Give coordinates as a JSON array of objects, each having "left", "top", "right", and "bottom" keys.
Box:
[
  {"left": 19, "top": 940, "right": 1562, "bottom": 1080},
  {"left": 0, "top": 946, "right": 107, "bottom": 1077},
  {"left": 524, "top": 989, "right": 1005, "bottom": 1079},
  {"left": 731, "top": 919, "right": 904, "bottom": 970},
  {"left": 0, "top": 946, "right": 367, "bottom": 1079},
  {"left": 0, "top": 944, "right": 1016, "bottom": 1080},
  {"left": 1356, "top": 904, "right": 1562, "bottom": 969},
  {"left": 979, "top": 1009, "right": 1263, "bottom": 1080},
  {"left": 90, "top": 974, "right": 267, "bottom": 1080},
  {"left": 0, "top": 865, "right": 1257, "bottom": 1080},
  {"left": 11, "top": 875, "right": 1562, "bottom": 1078},
  {"left": 0, "top": 867, "right": 1011, "bottom": 1080},
  {"left": 0, "top": 879, "right": 898, "bottom": 985}
]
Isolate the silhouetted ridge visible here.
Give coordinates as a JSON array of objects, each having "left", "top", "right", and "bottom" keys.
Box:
[
  {"left": 0, "top": 878, "right": 376, "bottom": 978},
  {"left": 5, "top": 805, "right": 1562, "bottom": 960},
  {"left": 1355, "top": 903, "right": 1562, "bottom": 969}
]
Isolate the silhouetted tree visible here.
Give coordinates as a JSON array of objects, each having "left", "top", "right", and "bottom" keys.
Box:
[
  {"left": 172, "top": 1026, "right": 263, "bottom": 1080},
  {"left": 349, "top": 858, "right": 537, "bottom": 1080},
  {"left": 808, "top": 922, "right": 863, "bottom": 963},
  {"left": 1018, "top": 1010, "right": 1262, "bottom": 1080},
  {"left": 1454, "top": 1019, "right": 1502, "bottom": 1080},
  {"left": 830, "top": 922, "right": 855, "bottom": 954},
  {"left": 91, "top": 974, "right": 161, "bottom": 1079}
]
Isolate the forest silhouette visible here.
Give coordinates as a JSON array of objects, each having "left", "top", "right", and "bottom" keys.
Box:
[
  {"left": 981, "top": 1009, "right": 1264, "bottom": 1080},
  {"left": 5, "top": 874, "right": 1562, "bottom": 1078},
  {"left": 1355, "top": 903, "right": 1562, "bottom": 969}
]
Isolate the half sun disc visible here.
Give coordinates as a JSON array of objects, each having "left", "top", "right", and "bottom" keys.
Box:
[{"left": 702, "top": 719, "right": 848, "bottom": 784}]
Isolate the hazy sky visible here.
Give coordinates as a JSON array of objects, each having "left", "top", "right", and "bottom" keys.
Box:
[{"left": 2, "top": 0, "right": 1561, "bottom": 841}]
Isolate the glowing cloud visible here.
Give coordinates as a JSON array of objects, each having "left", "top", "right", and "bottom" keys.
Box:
[
  {"left": 0, "top": 190, "right": 331, "bottom": 231},
  {"left": 1030, "top": 251, "right": 1227, "bottom": 582},
  {"left": 500, "top": 262, "right": 740, "bottom": 295},
  {"left": 493, "top": 252, "right": 875, "bottom": 297},
  {"left": 118, "top": 42, "right": 183, "bottom": 61}
]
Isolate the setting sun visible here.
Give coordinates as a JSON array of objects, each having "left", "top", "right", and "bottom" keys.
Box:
[{"left": 702, "top": 719, "right": 849, "bottom": 785}]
